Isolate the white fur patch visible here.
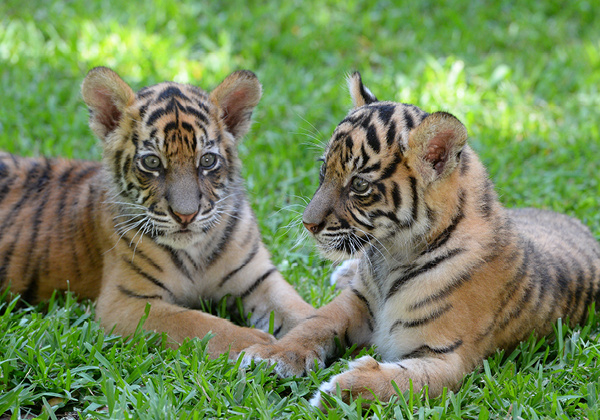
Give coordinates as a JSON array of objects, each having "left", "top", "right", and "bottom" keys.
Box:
[{"left": 330, "top": 259, "right": 359, "bottom": 287}]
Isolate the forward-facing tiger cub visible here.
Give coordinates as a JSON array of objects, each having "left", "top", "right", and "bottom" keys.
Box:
[
  {"left": 242, "top": 72, "right": 600, "bottom": 407},
  {"left": 0, "top": 67, "right": 315, "bottom": 355}
]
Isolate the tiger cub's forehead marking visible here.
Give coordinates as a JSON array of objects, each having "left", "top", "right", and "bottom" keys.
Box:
[
  {"left": 132, "top": 82, "right": 222, "bottom": 159},
  {"left": 324, "top": 102, "right": 429, "bottom": 175}
]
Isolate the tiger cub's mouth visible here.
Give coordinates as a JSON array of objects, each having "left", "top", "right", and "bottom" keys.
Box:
[{"left": 314, "top": 230, "right": 369, "bottom": 259}]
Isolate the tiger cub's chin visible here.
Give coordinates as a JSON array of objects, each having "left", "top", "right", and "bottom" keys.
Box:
[
  {"left": 241, "top": 71, "right": 600, "bottom": 408},
  {"left": 0, "top": 67, "right": 315, "bottom": 355}
]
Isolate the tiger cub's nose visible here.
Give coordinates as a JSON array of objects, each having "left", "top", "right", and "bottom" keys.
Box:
[
  {"left": 170, "top": 207, "right": 199, "bottom": 225},
  {"left": 303, "top": 221, "right": 325, "bottom": 234}
]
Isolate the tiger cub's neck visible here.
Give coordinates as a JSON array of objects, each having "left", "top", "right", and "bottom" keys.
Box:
[{"left": 359, "top": 147, "right": 514, "bottom": 307}]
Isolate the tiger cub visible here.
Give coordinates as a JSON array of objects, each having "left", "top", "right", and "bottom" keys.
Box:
[
  {"left": 242, "top": 72, "right": 600, "bottom": 407},
  {"left": 0, "top": 67, "right": 315, "bottom": 355}
]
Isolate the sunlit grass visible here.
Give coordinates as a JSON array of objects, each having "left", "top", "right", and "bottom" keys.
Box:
[{"left": 1, "top": 0, "right": 599, "bottom": 418}]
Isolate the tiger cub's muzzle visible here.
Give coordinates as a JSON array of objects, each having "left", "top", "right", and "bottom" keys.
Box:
[{"left": 302, "top": 183, "right": 339, "bottom": 235}]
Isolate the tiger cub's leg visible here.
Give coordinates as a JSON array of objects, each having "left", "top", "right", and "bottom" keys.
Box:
[
  {"left": 96, "top": 255, "right": 274, "bottom": 356},
  {"left": 310, "top": 353, "right": 467, "bottom": 409},
  {"left": 241, "top": 288, "right": 373, "bottom": 375},
  {"left": 234, "top": 268, "right": 316, "bottom": 338}
]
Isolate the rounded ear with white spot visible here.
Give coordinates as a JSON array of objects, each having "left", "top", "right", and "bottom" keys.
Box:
[
  {"left": 347, "top": 71, "right": 378, "bottom": 108},
  {"left": 408, "top": 111, "right": 468, "bottom": 183},
  {"left": 81, "top": 67, "right": 135, "bottom": 141},
  {"left": 209, "top": 70, "right": 262, "bottom": 141}
]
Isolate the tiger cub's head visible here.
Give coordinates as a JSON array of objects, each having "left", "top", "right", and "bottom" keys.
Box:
[
  {"left": 303, "top": 72, "right": 468, "bottom": 261},
  {"left": 81, "top": 67, "right": 261, "bottom": 249}
]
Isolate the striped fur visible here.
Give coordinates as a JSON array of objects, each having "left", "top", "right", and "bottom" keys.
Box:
[
  {"left": 242, "top": 72, "right": 600, "bottom": 407},
  {"left": 0, "top": 67, "right": 314, "bottom": 355}
]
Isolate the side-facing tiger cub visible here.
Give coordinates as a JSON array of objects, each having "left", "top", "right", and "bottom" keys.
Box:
[
  {"left": 242, "top": 72, "right": 600, "bottom": 407},
  {"left": 0, "top": 67, "right": 315, "bottom": 355}
]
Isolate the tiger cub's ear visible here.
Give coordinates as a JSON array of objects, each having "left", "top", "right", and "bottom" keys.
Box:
[
  {"left": 408, "top": 111, "right": 468, "bottom": 183},
  {"left": 347, "top": 71, "right": 378, "bottom": 108},
  {"left": 81, "top": 67, "right": 135, "bottom": 141},
  {"left": 210, "top": 70, "right": 262, "bottom": 141}
]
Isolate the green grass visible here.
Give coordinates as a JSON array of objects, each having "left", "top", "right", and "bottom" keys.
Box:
[{"left": 1, "top": 0, "right": 599, "bottom": 418}]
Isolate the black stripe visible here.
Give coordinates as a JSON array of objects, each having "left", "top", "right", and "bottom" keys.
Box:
[
  {"left": 21, "top": 265, "right": 41, "bottom": 303},
  {"left": 385, "top": 120, "right": 397, "bottom": 147},
  {"left": 567, "top": 256, "right": 586, "bottom": 321},
  {"left": 146, "top": 107, "right": 167, "bottom": 126},
  {"left": 579, "top": 254, "right": 597, "bottom": 325},
  {"left": 122, "top": 256, "right": 175, "bottom": 299},
  {"left": 423, "top": 190, "right": 466, "bottom": 255},
  {"left": 477, "top": 246, "right": 530, "bottom": 340},
  {"left": 157, "top": 86, "right": 190, "bottom": 102},
  {"left": 409, "top": 176, "right": 419, "bottom": 222},
  {"left": 369, "top": 209, "right": 401, "bottom": 225},
  {"left": 390, "top": 182, "right": 401, "bottom": 209},
  {"left": 390, "top": 302, "right": 452, "bottom": 333},
  {"left": 179, "top": 250, "right": 202, "bottom": 273},
  {"left": 0, "top": 180, "right": 13, "bottom": 205},
  {"left": 428, "top": 339, "right": 463, "bottom": 354},
  {"left": 361, "top": 162, "right": 381, "bottom": 173},
  {"left": 113, "top": 150, "right": 123, "bottom": 182},
  {"left": 0, "top": 162, "right": 43, "bottom": 233},
  {"left": 386, "top": 248, "right": 464, "bottom": 300},
  {"left": 0, "top": 232, "right": 20, "bottom": 288},
  {"left": 131, "top": 248, "right": 163, "bottom": 273},
  {"left": 351, "top": 287, "right": 374, "bottom": 320},
  {"left": 57, "top": 166, "right": 97, "bottom": 288},
  {"left": 379, "top": 154, "right": 402, "bottom": 180},
  {"left": 0, "top": 158, "right": 8, "bottom": 177},
  {"left": 84, "top": 184, "right": 104, "bottom": 271},
  {"left": 184, "top": 106, "right": 209, "bottom": 125},
  {"left": 377, "top": 104, "right": 395, "bottom": 126},
  {"left": 240, "top": 267, "right": 277, "bottom": 299},
  {"left": 480, "top": 178, "right": 495, "bottom": 219},
  {"left": 459, "top": 149, "right": 471, "bottom": 175},
  {"left": 366, "top": 124, "right": 380, "bottom": 153},
  {"left": 118, "top": 285, "right": 163, "bottom": 300},
  {"left": 204, "top": 196, "right": 243, "bottom": 267},
  {"left": 345, "top": 134, "right": 354, "bottom": 152},
  {"left": 136, "top": 87, "right": 154, "bottom": 99},
  {"left": 409, "top": 265, "right": 478, "bottom": 311},
  {"left": 219, "top": 240, "right": 260, "bottom": 287},
  {"left": 348, "top": 209, "right": 375, "bottom": 230},
  {"left": 273, "top": 324, "right": 283, "bottom": 337},
  {"left": 403, "top": 108, "right": 414, "bottom": 131},
  {"left": 138, "top": 104, "right": 149, "bottom": 119},
  {"left": 21, "top": 160, "right": 53, "bottom": 299},
  {"left": 162, "top": 246, "right": 195, "bottom": 282},
  {"left": 497, "top": 279, "right": 535, "bottom": 330}
]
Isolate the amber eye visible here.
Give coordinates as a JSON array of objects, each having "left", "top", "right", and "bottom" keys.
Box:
[
  {"left": 351, "top": 177, "right": 370, "bottom": 193},
  {"left": 200, "top": 153, "right": 217, "bottom": 169},
  {"left": 142, "top": 154, "right": 162, "bottom": 170}
]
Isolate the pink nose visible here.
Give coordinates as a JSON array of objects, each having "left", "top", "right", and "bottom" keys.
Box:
[
  {"left": 171, "top": 209, "right": 198, "bottom": 225},
  {"left": 303, "top": 221, "right": 324, "bottom": 234}
]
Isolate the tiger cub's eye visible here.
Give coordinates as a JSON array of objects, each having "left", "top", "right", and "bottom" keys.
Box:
[
  {"left": 351, "top": 177, "right": 370, "bottom": 193},
  {"left": 200, "top": 153, "right": 217, "bottom": 169},
  {"left": 142, "top": 154, "right": 162, "bottom": 170}
]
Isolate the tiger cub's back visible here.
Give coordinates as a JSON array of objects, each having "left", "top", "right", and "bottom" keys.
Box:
[{"left": 502, "top": 208, "right": 600, "bottom": 340}]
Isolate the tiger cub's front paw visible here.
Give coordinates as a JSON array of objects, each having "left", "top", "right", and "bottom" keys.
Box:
[
  {"left": 310, "top": 356, "right": 382, "bottom": 410},
  {"left": 240, "top": 342, "right": 326, "bottom": 378},
  {"left": 216, "top": 326, "right": 276, "bottom": 359}
]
